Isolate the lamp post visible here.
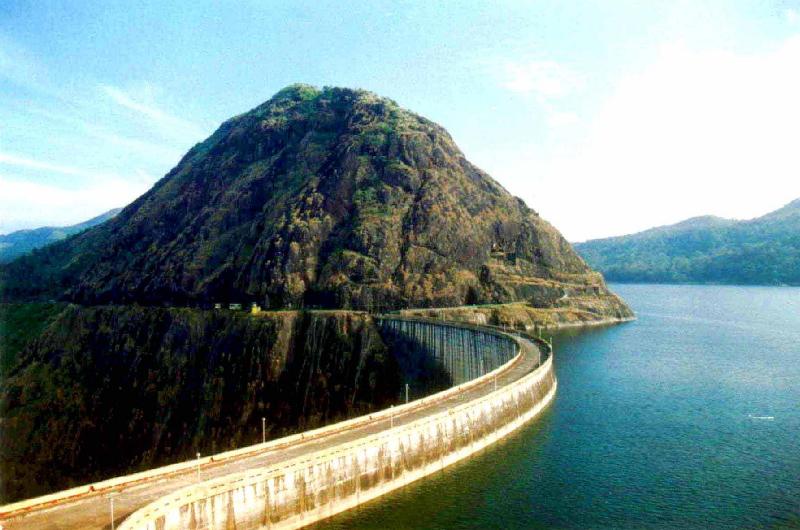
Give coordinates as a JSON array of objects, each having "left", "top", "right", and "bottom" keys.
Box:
[
  {"left": 390, "top": 405, "right": 394, "bottom": 428},
  {"left": 405, "top": 383, "right": 409, "bottom": 404},
  {"left": 108, "top": 492, "right": 119, "bottom": 530},
  {"left": 196, "top": 452, "right": 201, "bottom": 482},
  {"left": 262, "top": 417, "right": 266, "bottom": 444}
]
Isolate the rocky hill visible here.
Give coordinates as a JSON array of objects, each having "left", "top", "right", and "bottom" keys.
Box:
[
  {"left": 0, "top": 85, "right": 631, "bottom": 502},
  {"left": 0, "top": 208, "right": 120, "bottom": 264},
  {"left": 1, "top": 85, "right": 629, "bottom": 317},
  {"left": 576, "top": 199, "right": 800, "bottom": 285}
]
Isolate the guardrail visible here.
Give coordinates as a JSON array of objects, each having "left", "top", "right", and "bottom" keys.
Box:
[{"left": 117, "top": 323, "right": 555, "bottom": 530}]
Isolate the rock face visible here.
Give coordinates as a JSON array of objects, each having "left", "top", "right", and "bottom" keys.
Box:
[
  {"left": 0, "top": 306, "right": 400, "bottom": 502},
  {"left": 1, "top": 85, "right": 627, "bottom": 314}
]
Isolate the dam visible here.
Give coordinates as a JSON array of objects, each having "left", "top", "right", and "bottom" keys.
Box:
[{"left": 0, "top": 316, "right": 556, "bottom": 530}]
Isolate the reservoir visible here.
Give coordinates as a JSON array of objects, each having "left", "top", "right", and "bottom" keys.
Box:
[{"left": 319, "top": 284, "right": 800, "bottom": 529}]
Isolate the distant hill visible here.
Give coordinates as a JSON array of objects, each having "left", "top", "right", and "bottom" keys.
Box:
[
  {"left": 0, "top": 208, "right": 121, "bottom": 264},
  {"left": 575, "top": 199, "right": 800, "bottom": 285}
]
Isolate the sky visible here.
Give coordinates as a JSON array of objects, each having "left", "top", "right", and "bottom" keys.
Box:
[{"left": 2, "top": 0, "right": 800, "bottom": 241}]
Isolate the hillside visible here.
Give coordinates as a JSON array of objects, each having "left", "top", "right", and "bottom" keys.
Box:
[
  {"left": 0, "top": 85, "right": 631, "bottom": 502},
  {"left": 0, "top": 208, "right": 120, "bottom": 264},
  {"left": 575, "top": 199, "right": 800, "bottom": 285},
  {"left": 0, "top": 85, "right": 629, "bottom": 318},
  {"left": 0, "top": 306, "right": 402, "bottom": 502}
]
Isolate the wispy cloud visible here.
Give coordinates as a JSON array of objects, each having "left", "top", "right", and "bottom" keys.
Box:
[
  {"left": 497, "top": 58, "right": 584, "bottom": 130},
  {"left": 0, "top": 152, "right": 121, "bottom": 180},
  {"left": 541, "top": 102, "right": 580, "bottom": 128},
  {"left": 786, "top": 8, "right": 800, "bottom": 25},
  {"left": 0, "top": 35, "right": 204, "bottom": 232},
  {"left": 100, "top": 83, "right": 205, "bottom": 142},
  {"left": 0, "top": 173, "right": 149, "bottom": 234},
  {"left": 17, "top": 105, "right": 185, "bottom": 164},
  {"left": 0, "top": 35, "right": 46, "bottom": 91},
  {"left": 495, "top": 38, "right": 800, "bottom": 241},
  {"left": 501, "top": 59, "right": 583, "bottom": 99}
]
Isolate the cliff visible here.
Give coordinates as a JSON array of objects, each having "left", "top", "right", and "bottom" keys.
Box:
[{"left": 0, "top": 305, "right": 400, "bottom": 502}]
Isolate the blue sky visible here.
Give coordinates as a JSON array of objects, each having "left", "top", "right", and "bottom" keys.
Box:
[{"left": 2, "top": 1, "right": 800, "bottom": 240}]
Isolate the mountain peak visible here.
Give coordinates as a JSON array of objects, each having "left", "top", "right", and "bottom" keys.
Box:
[{"left": 2, "top": 85, "right": 623, "bottom": 313}]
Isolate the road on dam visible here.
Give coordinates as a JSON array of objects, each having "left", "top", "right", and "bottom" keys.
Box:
[{"left": 0, "top": 330, "right": 544, "bottom": 530}]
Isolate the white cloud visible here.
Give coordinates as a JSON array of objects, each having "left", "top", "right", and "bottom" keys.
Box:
[
  {"left": 0, "top": 152, "right": 157, "bottom": 233},
  {"left": 0, "top": 35, "right": 48, "bottom": 93},
  {"left": 498, "top": 59, "right": 584, "bottom": 131},
  {"left": 0, "top": 37, "right": 195, "bottom": 232},
  {"left": 17, "top": 105, "right": 184, "bottom": 164},
  {"left": 501, "top": 59, "right": 582, "bottom": 99},
  {"left": 100, "top": 83, "right": 205, "bottom": 142},
  {"left": 0, "top": 152, "right": 120, "bottom": 180},
  {"left": 786, "top": 8, "right": 800, "bottom": 25},
  {"left": 542, "top": 103, "right": 580, "bottom": 129},
  {"left": 491, "top": 38, "right": 800, "bottom": 241},
  {"left": 0, "top": 174, "right": 149, "bottom": 234}
]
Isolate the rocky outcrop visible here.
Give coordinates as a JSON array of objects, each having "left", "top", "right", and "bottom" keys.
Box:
[
  {"left": 1, "top": 85, "right": 629, "bottom": 315},
  {"left": 398, "top": 290, "right": 633, "bottom": 331}
]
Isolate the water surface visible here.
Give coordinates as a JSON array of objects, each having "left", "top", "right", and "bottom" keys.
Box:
[{"left": 318, "top": 284, "right": 800, "bottom": 529}]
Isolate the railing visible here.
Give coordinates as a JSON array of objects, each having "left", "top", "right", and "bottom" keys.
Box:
[
  {"left": 0, "top": 317, "right": 528, "bottom": 521},
  {"left": 117, "top": 319, "right": 555, "bottom": 530}
]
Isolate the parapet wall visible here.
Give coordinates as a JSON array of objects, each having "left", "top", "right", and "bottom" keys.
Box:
[{"left": 119, "top": 320, "right": 556, "bottom": 530}]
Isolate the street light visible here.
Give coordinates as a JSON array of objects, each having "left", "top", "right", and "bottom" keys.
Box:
[
  {"left": 108, "top": 492, "right": 119, "bottom": 530},
  {"left": 405, "top": 383, "right": 409, "bottom": 404},
  {"left": 196, "top": 452, "right": 201, "bottom": 482},
  {"left": 262, "top": 417, "right": 266, "bottom": 444}
]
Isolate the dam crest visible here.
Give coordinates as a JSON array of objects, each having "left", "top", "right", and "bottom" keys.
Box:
[{"left": 0, "top": 317, "right": 556, "bottom": 530}]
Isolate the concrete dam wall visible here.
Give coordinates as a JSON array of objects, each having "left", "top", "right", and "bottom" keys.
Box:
[
  {"left": 118, "top": 318, "right": 556, "bottom": 530},
  {"left": 378, "top": 317, "right": 517, "bottom": 386}
]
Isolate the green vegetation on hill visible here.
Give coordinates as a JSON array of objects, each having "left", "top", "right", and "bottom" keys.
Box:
[
  {"left": 0, "top": 303, "right": 66, "bottom": 374},
  {"left": 0, "top": 306, "right": 400, "bottom": 502},
  {"left": 0, "top": 84, "right": 627, "bottom": 317},
  {"left": 0, "top": 85, "right": 633, "bottom": 503},
  {"left": 575, "top": 200, "right": 800, "bottom": 285}
]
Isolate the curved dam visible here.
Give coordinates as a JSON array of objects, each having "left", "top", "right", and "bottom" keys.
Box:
[{"left": 0, "top": 317, "right": 555, "bottom": 530}]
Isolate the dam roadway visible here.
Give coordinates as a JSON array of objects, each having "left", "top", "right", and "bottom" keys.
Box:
[{"left": 0, "top": 319, "right": 553, "bottom": 530}]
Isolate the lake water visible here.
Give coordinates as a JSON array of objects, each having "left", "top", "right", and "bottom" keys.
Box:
[{"left": 318, "top": 284, "right": 800, "bottom": 529}]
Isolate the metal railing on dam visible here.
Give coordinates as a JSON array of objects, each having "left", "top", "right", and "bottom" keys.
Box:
[
  {"left": 0, "top": 317, "right": 556, "bottom": 530},
  {"left": 377, "top": 317, "right": 518, "bottom": 385},
  {"left": 116, "top": 318, "right": 556, "bottom": 530}
]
